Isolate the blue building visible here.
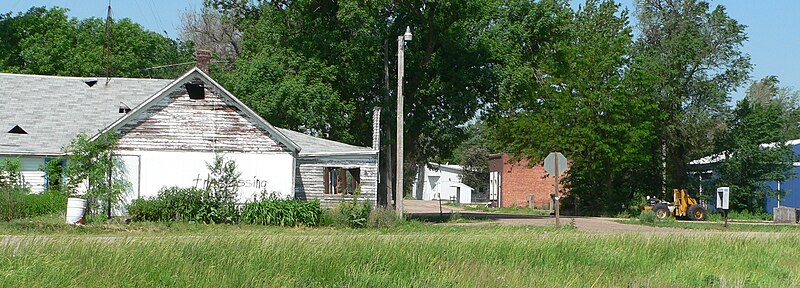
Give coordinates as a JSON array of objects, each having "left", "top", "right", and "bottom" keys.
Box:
[{"left": 689, "top": 140, "right": 800, "bottom": 214}]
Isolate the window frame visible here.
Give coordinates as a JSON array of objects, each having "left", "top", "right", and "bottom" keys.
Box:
[{"left": 323, "top": 167, "right": 361, "bottom": 195}]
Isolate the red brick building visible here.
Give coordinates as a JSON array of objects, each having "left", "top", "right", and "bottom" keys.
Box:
[{"left": 488, "top": 153, "right": 568, "bottom": 208}]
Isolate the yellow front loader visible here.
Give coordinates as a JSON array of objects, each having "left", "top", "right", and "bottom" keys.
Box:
[{"left": 642, "top": 189, "right": 707, "bottom": 221}]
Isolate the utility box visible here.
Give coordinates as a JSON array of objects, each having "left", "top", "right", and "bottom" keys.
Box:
[
  {"left": 716, "top": 187, "right": 730, "bottom": 210},
  {"left": 773, "top": 206, "right": 798, "bottom": 223}
]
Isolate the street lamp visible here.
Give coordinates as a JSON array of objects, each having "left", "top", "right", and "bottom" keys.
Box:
[{"left": 396, "top": 26, "right": 411, "bottom": 217}]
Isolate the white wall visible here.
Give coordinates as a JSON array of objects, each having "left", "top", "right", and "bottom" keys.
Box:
[
  {"left": 0, "top": 156, "right": 46, "bottom": 193},
  {"left": 117, "top": 150, "right": 295, "bottom": 205},
  {"left": 412, "top": 163, "right": 474, "bottom": 203},
  {"left": 431, "top": 181, "right": 473, "bottom": 204}
]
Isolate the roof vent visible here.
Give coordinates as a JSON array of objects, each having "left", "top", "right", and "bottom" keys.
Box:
[
  {"left": 119, "top": 102, "right": 132, "bottom": 113},
  {"left": 186, "top": 83, "right": 205, "bottom": 100},
  {"left": 84, "top": 79, "right": 98, "bottom": 87},
  {"left": 8, "top": 125, "right": 27, "bottom": 134}
]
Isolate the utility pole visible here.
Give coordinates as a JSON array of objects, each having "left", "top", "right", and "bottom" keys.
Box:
[
  {"left": 103, "top": 0, "right": 113, "bottom": 85},
  {"left": 396, "top": 27, "right": 412, "bottom": 218}
]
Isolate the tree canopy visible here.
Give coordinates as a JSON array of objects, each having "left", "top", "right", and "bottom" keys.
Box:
[
  {"left": 3, "top": 1, "right": 796, "bottom": 213},
  {"left": 0, "top": 7, "right": 193, "bottom": 78}
]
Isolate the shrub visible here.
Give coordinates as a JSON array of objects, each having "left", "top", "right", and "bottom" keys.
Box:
[
  {"left": 0, "top": 189, "right": 24, "bottom": 221},
  {"left": 336, "top": 201, "right": 371, "bottom": 228},
  {"left": 320, "top": 208, "right": 341, "bottom": 227},
  {"left": 241, "top": 193, "right": 321, "bottom": 227},
  {"left": 448, "top": 212, "right": 464, "bottom": 222},
  {"left": 322, "top": 201, "right": 372, "bottom": 228},
  {"left": 0, "top": 190, "right": 66, "bottom": 222},
  {"left": 639, "top": 210, "right": 656, "bottom": 225},
  {"left": 367, "top": 208, "right": 400, "bottom": 228},
  {"left": 127, "top": 186, "right": 239, "bottom": 224},
  {"left": 21, "top": 191, "right": 67, "bottom": 218},
  {"left": 0, "top": 158, "right": 27, "bottom": 221},
  {"left": 127, "top": 198, "right": 168, "bottom": 222}
]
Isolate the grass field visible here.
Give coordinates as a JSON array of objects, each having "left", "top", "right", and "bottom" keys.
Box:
[{"left": 1, "top": 216, "right": 800, "bottom": 286}]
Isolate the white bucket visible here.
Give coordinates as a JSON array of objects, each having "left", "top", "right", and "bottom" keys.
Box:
[{"left": 66, "top": 197, "right": 87, "bottom": 225}]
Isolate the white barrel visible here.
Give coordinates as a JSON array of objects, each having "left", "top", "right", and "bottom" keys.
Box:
[{"left": 65, "top": 198, "right": 87, "bottom": 224}]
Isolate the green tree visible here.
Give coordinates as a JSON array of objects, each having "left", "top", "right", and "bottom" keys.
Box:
[
  {"left": 0, "top": 7, "right": 193, "bottom": 78},
  {"left": 717, "top": 97, "right": 796, "bottom": 212},
  {"left": 208, "top": 0, "right": 497, "bottom": 200},
  {"left": 488, "top": 0, "right": 659, "bottom": 212},
  {"left": 450, "top": 121, "right": 490, "bottom": 196},
  {"left": 633, "top": 0, "right": 752, "bottom": 194},
  {"left": 203, "top": 154, "right": 241, "bottom": 223},
  {"left": 745, "top": 76, "right": 800, "bottom": 139},
  {"left": 62, "top": 132, "right": 130, "bottom": 220},
  {"left": 714, "top": 77, "right": 800, "bottom": 212}
]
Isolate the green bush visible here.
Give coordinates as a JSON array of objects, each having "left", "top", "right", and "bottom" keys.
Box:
[
  {"left": 638, "top": 210, "right": 656, "bottom": 225},
  {"left": 367, "top": 208, "right": 400, "bottom": 228},
  {"left": 0, "top": 190, "right": 67, "bottom": 221},
  {"left": 21, "top": 192, "right": 67, "bottom": 218},
  {"left": 0, "top": 189, "right": 25, "bottom": 221},
  {"left": 322, "top": 201, "right": 372, "bottom": 228},
  {"left": 241, "top": 194, "right": 321, "bottom": 227},
  {"left": 127, "top": 187, "right": 238, "bottom": 224},
  {"left": 127, "top": 198, "right": 168, "bottom": 222},
  {"left": 448, "top": 212, "right": 464, "bottom": 222},
  {"left": 337, "top": 201, "right": 371, "bottom": 228}
]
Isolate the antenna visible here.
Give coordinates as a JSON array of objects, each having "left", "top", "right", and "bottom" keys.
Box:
[{"left": 103, "top": 0, "right": 113, "bottom": 85}]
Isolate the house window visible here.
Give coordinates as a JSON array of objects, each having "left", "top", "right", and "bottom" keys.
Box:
[{"left": 324, "top": 167, "right": 361, "bottom": 195}]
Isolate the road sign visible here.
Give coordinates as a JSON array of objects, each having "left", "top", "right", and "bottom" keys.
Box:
[
  {"left": 544, "top": 151, "right": 567, "bottom": 227},
  {"left": 544, "top": 152, "right": 567, "bottom": 176}
]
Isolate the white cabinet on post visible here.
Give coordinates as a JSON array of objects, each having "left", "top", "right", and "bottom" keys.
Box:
[
  {"left": 716, "top": 187, "right": 730, "bottom": 227},
  {"left": 716, "top": 187, "right": 729, "bottom": 210}
]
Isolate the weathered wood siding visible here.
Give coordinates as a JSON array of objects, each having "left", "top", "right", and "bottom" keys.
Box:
[
  {"left": 294, "top": 155, "right": 378, "bottom": 208},
  {"left": 117, "top": 78, "right": 289, "bottom": 153}
]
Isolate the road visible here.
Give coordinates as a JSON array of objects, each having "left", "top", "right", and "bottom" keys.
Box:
[{"left": 404, "top": 199, "right": 685, "bottom": 233}]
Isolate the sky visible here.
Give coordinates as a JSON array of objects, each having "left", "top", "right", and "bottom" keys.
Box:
[{"left": 1, "top": 0, "right": 798, "bottom": 102}]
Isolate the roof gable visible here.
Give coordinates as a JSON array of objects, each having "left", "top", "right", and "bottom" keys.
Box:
[{"left": 99, "top": 68, "right": 301, "bottom": 153}]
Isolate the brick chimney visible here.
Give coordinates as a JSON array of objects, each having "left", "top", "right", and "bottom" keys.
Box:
[
  {"left": 196, "top": 49, "right": 211, "bottom": 75},
  {"left": 372, "top": 107, "right": 381, "bottom": 150}
]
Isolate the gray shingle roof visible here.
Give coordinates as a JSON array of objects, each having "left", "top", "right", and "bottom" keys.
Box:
[
  {"left": 277, "top": 128, "right": 375, "bottom": 156},
  {"left": 0, "top": 72, "right": 375, "bottom": 156},
  {"left": 0, "top": 73, "right": 172, "bottom": 155}
]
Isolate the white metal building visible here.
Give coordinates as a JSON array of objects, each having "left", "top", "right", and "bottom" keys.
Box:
[{"left": 411, "top": 163, "right": 473, "bottom": 204}]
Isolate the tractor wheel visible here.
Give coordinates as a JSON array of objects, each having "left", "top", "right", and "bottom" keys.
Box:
[
  {"left": 653, "top": 204, "right": 670, "bottom": 219},
  {"left": 688, "top": 204, "right": 707, "bottom": 221}
]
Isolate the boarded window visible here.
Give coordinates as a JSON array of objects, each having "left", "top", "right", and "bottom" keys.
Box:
[
  {"left": 324, "top": 167, "right": 361, "bottom": 195},
  {"left": 186, "top": 83, "right": 205, "bottom": 99}
]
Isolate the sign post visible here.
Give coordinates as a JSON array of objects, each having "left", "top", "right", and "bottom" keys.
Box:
[{"left": 544, "top": 152, "right": 568, "bottom": 227}]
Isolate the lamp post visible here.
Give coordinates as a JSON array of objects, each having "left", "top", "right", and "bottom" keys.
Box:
[{"left": 396, "top": 26, "right": 412, "bottom": 217}]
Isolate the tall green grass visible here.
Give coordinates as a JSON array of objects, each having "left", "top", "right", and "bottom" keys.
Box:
[{"left": 0, "top": 231, "right": 798, "bottom": 286}]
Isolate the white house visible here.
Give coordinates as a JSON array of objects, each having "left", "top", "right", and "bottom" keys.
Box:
[
  {"left": 411, "top": 163, "right": 473, "bottom": 204},
  {"left": 0, "top": 63, "right": 378, "bottom": 208}
]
